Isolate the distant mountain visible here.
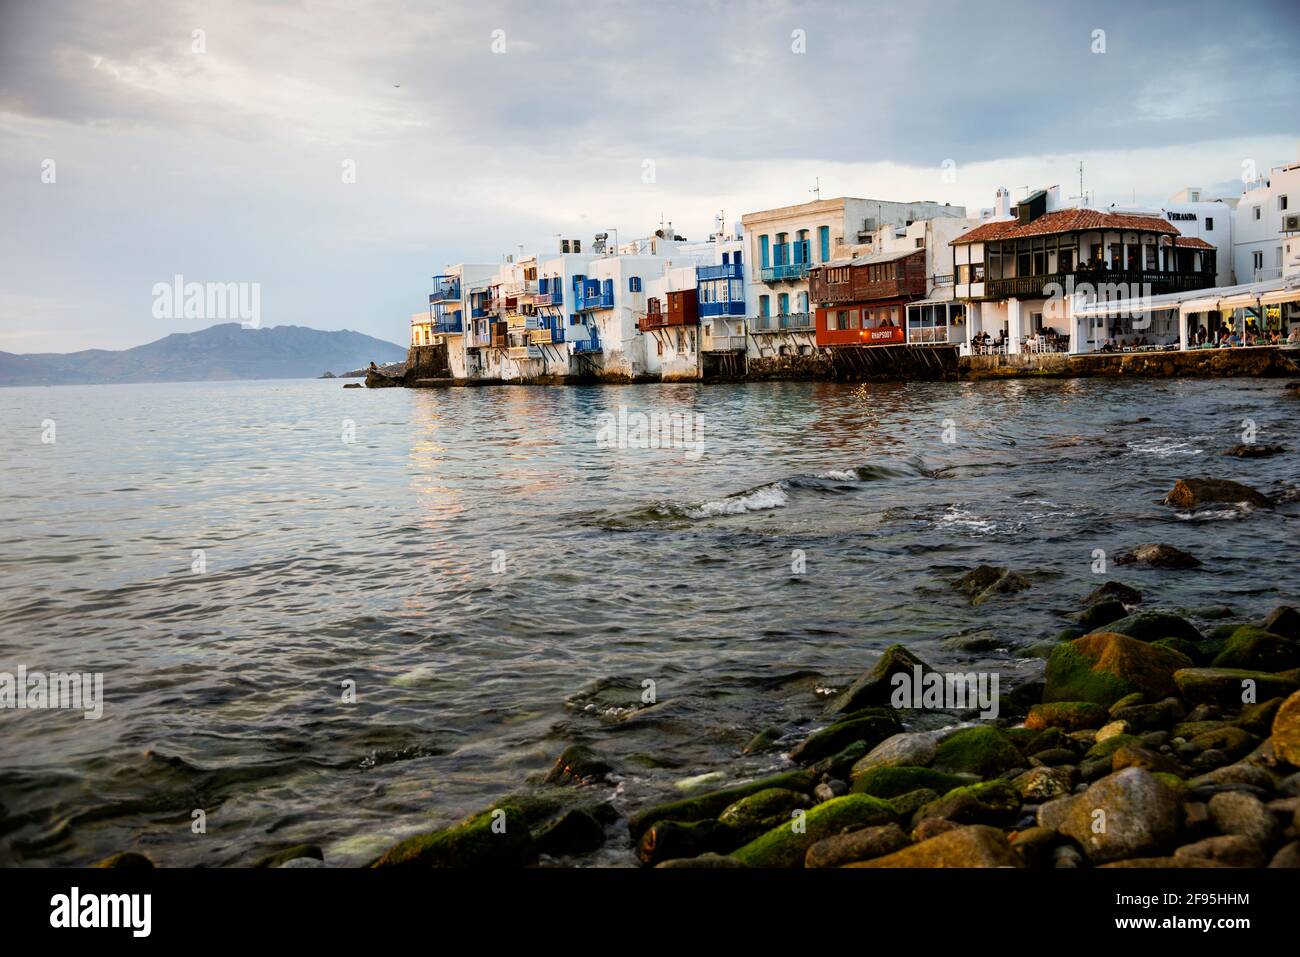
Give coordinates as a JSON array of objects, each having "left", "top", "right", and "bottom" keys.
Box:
[{"left": 0, "top": 324, "right": 408, "bottom": 386}]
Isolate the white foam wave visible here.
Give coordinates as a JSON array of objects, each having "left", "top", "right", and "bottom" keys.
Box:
[{"left": 686, "top": 482, "right": 789, "bottom": 518}]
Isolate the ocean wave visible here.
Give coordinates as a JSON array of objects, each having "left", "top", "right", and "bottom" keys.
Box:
[
  {"left": 684, "top": 482, "right": 789, "bottom": 518},
  {"left": 1174, "top": 502, "right": 1255, "bottom": 522},
  {"left": 1125, "top": 436, "right": 1205, "bottom": 457}
]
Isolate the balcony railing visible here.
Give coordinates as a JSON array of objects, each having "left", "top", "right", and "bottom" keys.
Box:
[
  {"left": 760, "top": 263, "right": 809, "bottom": 283},
  {"left": 699, "top": 299, "right": 747, "bottom": 318},
  {"left": 430, "top": 276, "right": 461, "bottom": 302},
  {"left": 572, "top": 333, "right": 602, "bottom": 354},
  {"left": 984, "top": 270, "right": 1215, "bottom": 300},
  {"left": 704, "top": 334, "right": 746, "bottom": 352},
  {"left": 574, "top": 288, "right": 615, "bottom": 311},
  {"left": 697, "top": 262, "right": 743, "bottom": 281},
  {"left": 432, "top": 315, "right": 463, "bottom": 334},
  {"left": 751, "top": 312, "right": 813, "bottom": 333}
]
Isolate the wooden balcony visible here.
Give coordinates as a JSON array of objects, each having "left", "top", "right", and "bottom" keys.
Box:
[{"left": 984, "top": 269, "right": 1215, "bottom": 300}]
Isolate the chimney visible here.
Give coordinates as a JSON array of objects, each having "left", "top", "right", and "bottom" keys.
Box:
[{"left": 995, "top": 188, "right": 1011, "bottom": 218}]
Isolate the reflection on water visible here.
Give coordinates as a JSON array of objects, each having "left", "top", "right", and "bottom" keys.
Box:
[{"left": 0, "top": 376, "right": 1296, "bottom": 866}]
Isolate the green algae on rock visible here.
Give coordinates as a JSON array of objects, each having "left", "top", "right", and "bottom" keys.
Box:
[
  {"left": 372, "top": 804, "right": 536, "bottom": 868},
  {"left": 1045, "top": 632, "right": 1192, "bottom": 706},
  {"left": 729, "top": 793, "right": 897, "bottom": 868}
]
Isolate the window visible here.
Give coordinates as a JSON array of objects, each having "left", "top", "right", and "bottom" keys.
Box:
[
  {"left": 818, "top": 225, "right": 830, "bottom": 262},
  {"left": 1253, "top": 251, "right": 1264, "bottom": 269},
  {"left": 1282, "top": 196, "right": 1290, "bottom": 211},
  {"left": 778, "top": 293, "right": 789, "bottom": 315},
  {"left": 1255, "top": 206, "right": 1262, "bottom": 220},
  {"left": 1205, "top": 217, "right": 1214, "bottom": 231},
  {"left": 735, "top": 249, "right": 743, "bottom": 265},
  {"left": 628, "top": 276, "right": 642, "bottom": 292},
  {"left": 916, "top": 238, "right": 924, "bottom": 248},
  {"left": 760, "top": 235, "right": 770, "bottom": 268},
  {"left": 759, "top": 295, "right": 770, "bottom": 317}
]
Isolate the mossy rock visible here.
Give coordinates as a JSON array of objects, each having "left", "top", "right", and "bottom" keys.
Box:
[
  {"left": 1211, "top": 626, "right": 1300, "bottom": 672},
  {"left": 626, "top": 770, "right": 816, "bottom": 841},
  {"left": 810, "top": 739, "right": 870, "bottom": 780},
  {"left": 372, "top": 805, "right": 536, "bottom": 868},
  {"left": 1092, "top": 610, "right": 1203, "bottom": 644},
  {"left": 1045, "top": 632, "right": 1192, "bottom": 707},
  {"left": 1075, "top": 599, "right": 1128, "bottom": 631},
  {"left": 717, "top": 788, "right": 811, "bottom": 833},
  {"left": 637, "top": 819, "right": 739, "bottom": 866},
  {"left": 534, "top": 808, "right": 607, "bottom": 857},
  {"left": 1152, "top": 636, "right": 1203, "bottom": 664},
  {"left": 789, "top": 709, "right": 902, "bottom": 764},
  {"left": 543, "top": 744, "right": 613, "bottom": 785},
  {"left": 932, "top": 726, "right": 1023, "bottom": 777},
  {"left": 1260, "top": 606, "right": 1300, "bottom": 641},
  {"left": 252, "top": 843, "right": 324, "bottom": 868},
  {"left": 1188, "top": 726, "right": 1256, "bottom": 759},
  {"left": 742, "top": 725, "right": 785, "bottom": 754},
  {"left": 1234, "top": 697, "right": 1284, "bottom": 735},
  {"left": 1174, "top": 668, "right": 1300, "bottom": 708},
  {"left": 825, "top": 644, "right": 933, "bottom": 716},
  {"left": 729, "top": 794, "right": 897, "bottom": 868},
  {"left": 1083, "top": 581, "right": 1142, "bottom": 607},
  {"left": 1025, "top": 701, "right": 1108, "bottom": 732},
  {"left": 1084, "top": 733, "right": 1144, "bottom": 761},
  {"left": 850, "top": 765, "right": 976, "bottom": 798},
  {"left": 914, "top": 779, "right": 1021, "bottom": 826}
]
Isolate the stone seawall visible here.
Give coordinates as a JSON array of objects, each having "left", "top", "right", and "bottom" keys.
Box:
[{"left": 960, "top": 347, "right": 1300, "bottom": 380}]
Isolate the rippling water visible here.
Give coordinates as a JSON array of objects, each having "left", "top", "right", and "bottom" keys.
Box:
[{"left": 1, "top": 376, "right": 1297, "bottom": 866}]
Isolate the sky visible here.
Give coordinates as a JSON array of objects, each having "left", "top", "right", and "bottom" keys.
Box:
[{"left": 1, "top": 0, "right": 1298, "bottom": 352}]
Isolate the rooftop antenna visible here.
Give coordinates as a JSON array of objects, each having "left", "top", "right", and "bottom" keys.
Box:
[
  {"left": 1068, "top": 162, "right": 1089, "bottom": 208},
  {"left": 810, "top": 177, "right": 821, "bottom": 201}
]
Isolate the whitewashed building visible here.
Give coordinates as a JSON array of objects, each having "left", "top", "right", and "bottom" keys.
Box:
[{"left": 1234, "top": 157, "right": 1300, "bottom": 284}]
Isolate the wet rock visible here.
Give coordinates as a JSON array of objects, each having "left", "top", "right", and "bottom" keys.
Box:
[
  {"left": 911, "top": 817, "right": 961, "bottom": 841},
  {"left": 1075, "top": 600, "right": 1128, "bottom": 631},
  {"left": 1014, "top": 766, "right": 1074, "bottom": 801},
  {"left": 953, "top": 564, "right": 1032, "bottom": 606},
  {"left": 1261, "top": 606, "right": 1300, "bottom": 641},
  {"left": 1095, "top": 720, "right": 1129, "bottom": 743},
  {"left": 729, "top": 794, "right": 898, "bottom": 868},
  {"left": 1189, "top": 726, "right": 1257, "bottom": 760},
  {"left": 1208, "top": 791, "right": 1280, "bottom": 846},
  {"left": 1175, "top": 668, "right": 1300, "bottom": 708},
  {"left": 1225, "top": 443, "right": 1285, "bottom": 458},
  {"left": 626, "top": 769, "right": 816, "bottom": 841},
  {"left": 825, "top": 644, "right": 934, "bottom": 716},
  {"left": 1025, "top": 701, "right": 1108, "bottom": 732},
  {"left": 789, "top": 709, "right": 901, "bottom": 764},
  {"left": 1163, "top": 477, "right": 1272, "bottom": 509},
  {"left": 1036, "top": 795, "right": 1077, "bottom": 830},
  {"left": 544, "top": 744, "right": 613, "bottom": 785},
  {"left": 932, "top": 726, "right": 1023, "bottom": 777},
  {"left": 1234, "top": 697, "right": 1284, "bottom": 735},
  {"left": 1269, "top": 841, "right": 1300, "bottom": 868},
  {"left": 887, "top": 787, "right": 939, "bottom": 818},
  {"left": 1094, "top": 610, "right": 1203, "bottom": 643},
  {"left": 534, "top": 808, "right": 606, "bottom": 856},
  {"left": 1151, "top": 636, "right": 1205, "bottom": 665},
  {"left": 913, "top": 780, "right": 1021, "bottom": 827},
  {"left": 252, "top": 843, "right": 324, "bottom": 868},
  {"left": 1173, "top": 834, "right": 1266, "bottom": 867},
  {"left": 1212, "top": 626, "right": 1300, "bottom": 672},
  {"left": 1032, "top": 748, "right": 1079, "bottom": 767},
  {"left": 804, "top": 822, "right": 909, "bottom": 868},
  {"left": 1111, "top": 697, "right": 1185, "bottom": 731},
  {"left": 1053, "top": 844, "right": 1084, "bottom": 868},
  {"left": 1114, "top": 544, "right": 1201, "bottom": 569},
  {"left": 279, "top": 856, "right": 325, "bottom": 868},
  {"left": 718, "top": 788, "right": 812, "bottom": 834},
  {"left": 742, "top": 725, "right": 784, "bottom": 754},
  {"left": 850, "top": 765, "right": 975, "bottom": 798},
  {"left": 372, "top": 804, "right": 536, "bottom": 868},
  {"left": 1060, "top": 768, "right": 1182, "bottom": 864},
  {"left": 638, "top": 819, "right": 737, "bottom": 865},
  {"left": 1273, "top": 690, "right": 1300, "bottom": 766},
  {"left": 809, "top": 740, "right": 870, "bottom": 780},
  {"left": 815, "top": 780, "right": 847, "bottom": 802},
  {"left": 655, "top": 852, "right": 748, "bottom": 868},
  {"left": 1010, "top": 826, "right": 1060, "bottom": 868},
  {"left": 1045, "top": 632, "right": 1192, "bottom": 707},
  {"left": 1083, "top": 581, "right": 1142, "bottom": 607},
  {"left": 852, "top": 731, "right": 938, "bottom": 773},
  {"left": 1111, "top": 744, "right": 1182, "bottom": 775},
  {"left": 92, "top": 852, "right": 154, "bottom": 869},
  {"left": 850, "top": 824, "right": 1020, "bottom": 868}
]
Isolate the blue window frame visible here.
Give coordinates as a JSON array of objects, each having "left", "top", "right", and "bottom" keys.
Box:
[
  {"left": 629, "top": 276, "right": 642, "bottom": 292},
  {"left": 818, "top": 226, "right": 830, "bottom": 262},
  {"left": 760, "top": 235, "right": 770, "bottom": 269}
]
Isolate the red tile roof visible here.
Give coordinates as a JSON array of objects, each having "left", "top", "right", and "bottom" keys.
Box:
[
  {"left": 951, "top": 209, "right": 1181, "bottom": 245},
  {"left": 1173, "top": 236, "right": 1215, "bottom": 250}
]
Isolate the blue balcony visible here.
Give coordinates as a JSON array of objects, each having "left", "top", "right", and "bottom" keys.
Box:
[
  {"left": 572, "top": 328, "right": 601, "bottom": 354},
  {"left": 760, "top": 262, "right": 809, "bottom": 282},
  {"left": 699, "top": 299, "right": 747, "bottom": 318},
  {"left": 535, "top": 279, "right": 565, "bottom": 307},
  {"left": 432, "top": 312, "right": 463, "bottom": 334},
  {"left": 430, "top": 275, "right": 461, "bottom": 302},
  {"left": 573, "top": 279, "right": 614, "bottom": 311},
  {"left": 696, "top": 262, "right": 743, "bottom": 282}
]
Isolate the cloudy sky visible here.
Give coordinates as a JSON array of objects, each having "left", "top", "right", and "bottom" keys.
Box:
[{"left": 2, "top": 0, "right": 1297, "bottom": 352}]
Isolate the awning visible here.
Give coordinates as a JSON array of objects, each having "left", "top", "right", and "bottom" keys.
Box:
[{"left": 1071, "top": 276, "right": 1300, "bottom": 319}]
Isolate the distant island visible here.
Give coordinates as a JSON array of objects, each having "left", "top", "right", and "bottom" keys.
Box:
[{"left": 0, "top": 323, "right": 407, "bottom": 387}]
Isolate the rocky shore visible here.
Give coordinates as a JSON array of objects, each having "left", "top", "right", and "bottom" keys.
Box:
[{"left": 93, "top": 465, "right": 1300, "bottom": 870}]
